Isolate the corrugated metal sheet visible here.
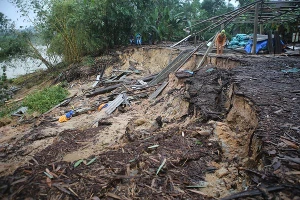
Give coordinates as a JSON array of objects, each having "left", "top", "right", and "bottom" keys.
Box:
[
  {"left": 105, "top": 93, "right": 129, "bottom": 115},
  {"left": 148, "top": 49, "right": 194, "bottom": 86},
  {"left": 11, "top": 107, "right": 28, "bottom": 117}
]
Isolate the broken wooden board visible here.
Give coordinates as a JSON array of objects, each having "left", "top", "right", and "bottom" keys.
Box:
[
  {"left": 112, "top": 69, "right": 140, "bottom": 74},
  {"left": 87, "top": 73, "right": 158, "bottom": 98},
  {"left": 92, "top": 75, "right": 101, "bottom": 88},
  {"left": 148, "top": 81, "right": 169, "bottom": 100},
  {"left": 86, "top": 84, "right": 122, "bottom": 98}
]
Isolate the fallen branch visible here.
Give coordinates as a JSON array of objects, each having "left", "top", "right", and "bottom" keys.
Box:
[
  {"left": 290, "top": 90, "right": 300, "bottom": 93},
  {"left": 280, "top": 136, "right": 299, "bottom": 149},
  {"left": 106, "top": 192, "right": 122, "bottom": 200},
  {"left": 53, "top": 183, "right": 72, "bottom": 195},
  {"left": 86, "top": 84, "right": 122, "bottom": 97},
  {"left": 186, "top": 189, "right": 210, "bottom": 198},
  {"left": 220, "top": 186, "right": 284, "bottom": 200},
  {"left": 239, "top": 167, "right": 264, "bottom": 178},
  {"left": 280, "top": 156, "right": 300, "bottom": 164}
]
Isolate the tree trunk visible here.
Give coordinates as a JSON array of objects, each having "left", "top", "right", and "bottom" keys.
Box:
[{"left": 27, "top": 39, "right": 54, "bottom": 69}]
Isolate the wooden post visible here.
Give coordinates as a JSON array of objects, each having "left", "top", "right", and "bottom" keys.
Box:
[
  {"left": 292, "top": 33, "right": 296, "bottom": 50},
  {"left": 274, "top": 31, "right": 282, "bottom": 54},
  {"left": 267, "top": 31, "right": 274, "bottom": 54},
  {"left": 260, "top": 24, "right": 263, "bottom": 35},
  {"left": 252, "top": 3, "right": 259, "bottom": 54}
]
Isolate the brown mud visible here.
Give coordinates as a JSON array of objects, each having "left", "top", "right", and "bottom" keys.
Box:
[{"left": 0, "top": 45, "right": 299, "bottom": 199}]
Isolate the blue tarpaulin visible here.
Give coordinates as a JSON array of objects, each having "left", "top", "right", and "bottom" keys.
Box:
[
  {"left": 245, "top": 40, "right": 268, "bottom": 53},
  {"left": 245, "top": 39, "right": 284, "bottom": 54}
]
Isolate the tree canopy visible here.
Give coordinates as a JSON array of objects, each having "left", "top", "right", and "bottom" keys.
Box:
[
  {"left": 6, "top": 0, "right": 238, "bottom": 63},
  {"left": 6, "top": 0, "right": 297, "bottom": 64},
  {"left": 0, "top": 12, "right": 29, "bottom": 62}
]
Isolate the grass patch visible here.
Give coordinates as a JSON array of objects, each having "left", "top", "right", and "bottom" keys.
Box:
[{"left": 22, "top": 85, "right": 69, "bottom": 114}]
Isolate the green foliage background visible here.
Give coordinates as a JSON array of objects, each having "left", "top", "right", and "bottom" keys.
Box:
[
  {"left": 0, "top": 13, "right": 30, "bottom": 62},
  {"left": 4, "top": 0, "right": 300, "bottom": 64},
  {"left": 9, "top": 0, "right": 237, "bottom": 64}
]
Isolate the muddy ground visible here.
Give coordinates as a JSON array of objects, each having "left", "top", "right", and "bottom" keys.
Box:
[{"left": 0, "top": 45, "right": 299, "bottom": 200}]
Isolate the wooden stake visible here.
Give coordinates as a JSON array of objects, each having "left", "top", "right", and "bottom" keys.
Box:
[{"left": 252, "top": 3, "right": 259, "bottom": 54}]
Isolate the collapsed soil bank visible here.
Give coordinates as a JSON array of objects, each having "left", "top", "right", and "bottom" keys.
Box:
[
  {"left": 0, "top": 46, "right": 299, "bottom": 199},
  {"left": 118, "top": 46, "right": 241, "bottom": 73},
  {"left": 188, "top": 55, "right": 300, "bottom": 199}
]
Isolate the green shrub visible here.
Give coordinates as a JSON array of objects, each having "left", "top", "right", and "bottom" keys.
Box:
[{"left": 23, "top": 85, "right": 69, "bottom": 114}]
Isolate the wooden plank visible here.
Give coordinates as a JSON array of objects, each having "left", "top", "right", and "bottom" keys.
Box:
[
  {"left": 141, "top": 73, "right": 158, "bottom": 82},
  {"left": 86, "top": 84, "right": 122, "bottom": 97},
  {"left": 148, "top": 81, "right": 169, "bottom": 100},
  {"left": 87, "top": 73, "right": 158, "bottom": 97},
  {"left": 99, "top": 65, "right": 106, "bottom": 80},
  {"left": 92, "top": 75, "right": 100, "bottom": 87},
  {"left": 112, "top": 69, "right": 140, "bottom": 74}
]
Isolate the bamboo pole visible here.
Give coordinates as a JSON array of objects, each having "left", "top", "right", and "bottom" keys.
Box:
[
  {"left": 196, "top": 32, "right": 219, "bottom": 69},
  {"left": 252, "top": 3, "right": 259, "bottom": 54},
  {"left": 171, "top": 0, "right": 263, "bottom": 48},
  {"left": 187, "top": 0, "right": 263, "bottom": 29},
  {"left": 170, "top": 35, "right": 192, "bottom": 48}
]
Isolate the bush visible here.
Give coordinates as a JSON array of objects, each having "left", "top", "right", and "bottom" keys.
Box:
[{"left": 23, "top": 85, "right": 69, "bottom": 114}]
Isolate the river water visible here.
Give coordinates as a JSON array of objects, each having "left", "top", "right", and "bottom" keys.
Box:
[{"left": 0, "top": 46, "right": 61, "bottom": 79}]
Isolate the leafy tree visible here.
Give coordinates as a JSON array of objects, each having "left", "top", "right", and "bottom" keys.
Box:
[
  {"left": 0, "top": 12, "right": 29, "bottom": 62},
  {"left": 0, "top": 12, "right": 30, "bottom": 104},
  {"left": 201, "top": 0, "right": 227, "bottom": 17},
  {"left": 39, "top": 0, "right": 136, "bottom": 62},
  {"left": 8, "top": 0, "right": 55, "bottom": 68},
  {"left": 233, "top": 0, "right": 255, "bottom": 7},
  {"left": 0, "top": 12, "right": 12, "bottom": 31}
]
